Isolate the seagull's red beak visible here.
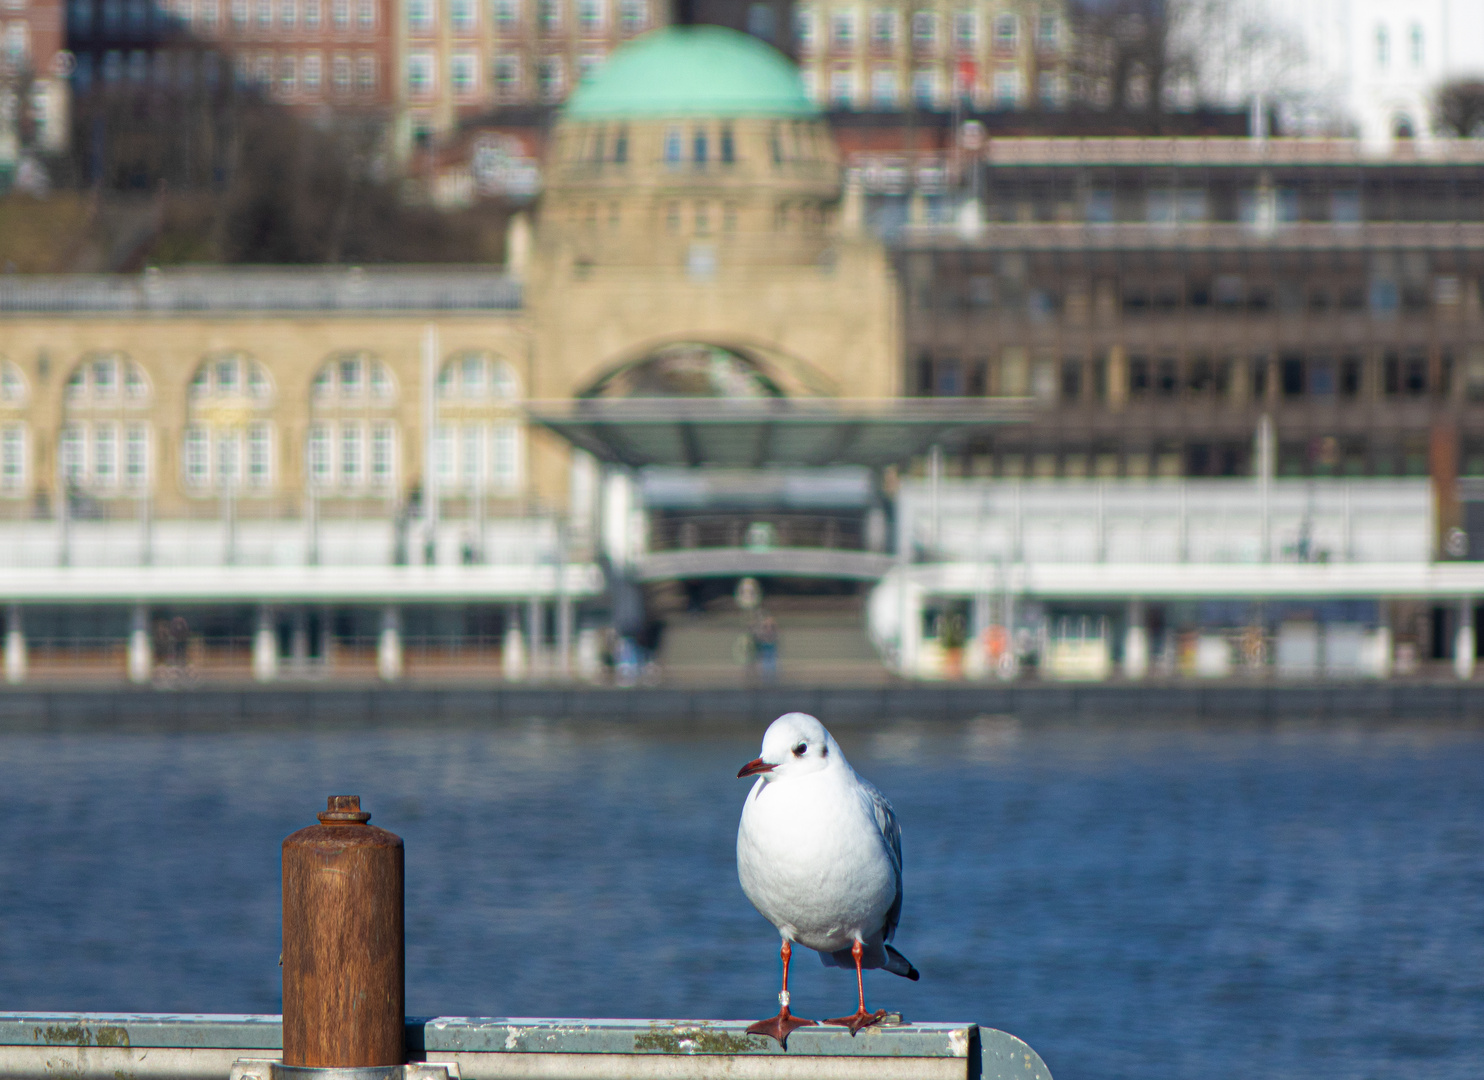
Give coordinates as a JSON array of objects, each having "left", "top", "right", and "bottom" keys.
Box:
[{"left": 737, "top": 758, "right": 775, "bottom": 778}]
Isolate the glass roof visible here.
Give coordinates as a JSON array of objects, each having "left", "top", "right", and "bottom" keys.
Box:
[{"left": 527, "top": 398, "right": 1032, "bottom": 469}]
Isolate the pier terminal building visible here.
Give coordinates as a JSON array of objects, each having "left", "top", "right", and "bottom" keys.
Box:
[{"left": 4, "top": 25, "right": 1484, "bottom": 684}]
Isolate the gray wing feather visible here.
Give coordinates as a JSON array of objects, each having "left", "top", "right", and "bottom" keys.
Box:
[{"left": 858, "top": 777, "right": 904, "bottom": 943}]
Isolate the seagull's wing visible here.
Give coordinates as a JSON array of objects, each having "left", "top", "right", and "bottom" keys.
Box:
[{"left": 859, "top": 777, "right": 904, "bottom": 943}]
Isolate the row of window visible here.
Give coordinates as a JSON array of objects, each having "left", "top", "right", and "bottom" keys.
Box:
[
  {"left": 1373, "top": 21, "right": 1425, "bottom": 71},
  {"left": 492, "top": 0, "right": 645, "bottom": 33},
  {"left": 58, "top": 422, "right": 154, "bottom": 490},
  {"left": 796, "top": 7, "right": 1059, "bottom": 56},
  {"left": 36, "top": 353, "right": 519, "bottom": 415},
  {"left": 31, "top": 419, "right": 526, "bottom": 495},
  {"left": 804, "top": 64, "right": 1045, "bottom": 109},
  {"left": 911, "top": 350, "right": 1477, "bottom": 403},
  {"left": 1, "top": 19, "right": 28, "bottom": 65},
  {"left": 72, "top": 46, "right": 380, "bottom": 95},
  {"left": 911, "top": 272, "right": 1475, "bottom": 320},
  {"left": 69, "top": 0, "right": 378, "bottom": 36},
  {"left": 410, "top": 0, "right": 646, "bottom": 34},
  {"left": 412, "top": 46, "right": 589, "bottom": 99}
]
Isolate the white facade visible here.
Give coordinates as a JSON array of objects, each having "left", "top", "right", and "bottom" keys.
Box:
[{"left": 1183, "top": 0, "right": 1484, "bottom": 148}]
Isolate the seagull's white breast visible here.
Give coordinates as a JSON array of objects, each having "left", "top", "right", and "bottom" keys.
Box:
[{"left": 737, "top": 767, "right": 898, "bottom": 954}]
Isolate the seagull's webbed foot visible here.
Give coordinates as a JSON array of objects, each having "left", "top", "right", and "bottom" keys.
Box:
[
  {"left": 746, "top": 1010, "right": 817, "bottom": 1049},
  {"left": 824, "top": 1007, "right": 887, "bottom": 1036}
]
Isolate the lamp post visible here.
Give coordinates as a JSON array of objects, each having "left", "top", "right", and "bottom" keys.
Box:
[{"left": 200, "top": 400, "right": 255, "bottom": 565}]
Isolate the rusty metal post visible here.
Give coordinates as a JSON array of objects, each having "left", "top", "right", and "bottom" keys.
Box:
[{"left": 282, "top": 796, "right": 405, "bottom": 1070}]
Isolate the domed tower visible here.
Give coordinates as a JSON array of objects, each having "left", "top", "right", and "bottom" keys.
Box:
[
  {"left": 523, "top": 24, "right": 900, "bottom": 500},
  {"left": 541, "top": 25, "right": 842, "bottom": 271}
]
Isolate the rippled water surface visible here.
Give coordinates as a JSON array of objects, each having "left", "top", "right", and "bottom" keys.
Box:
[{"left": 1, "top": 717, "right": 1481, "bottom": 1080}]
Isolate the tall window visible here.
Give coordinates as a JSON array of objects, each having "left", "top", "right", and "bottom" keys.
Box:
[
  {"left": 450, "top": 0, "right": 475, "bottom": 28},
  {"left": 451, "top": 50, "right": 477, "bottom": 94},
  {"left": 993, "top": 13, "right": 1016, "bottom": 51},
  {"left": 183, "top": 353, "right": 275, "bottom": 494},
  {"left": 910, "top": 10, "right": 935, "bottom": 49},
  {"left": 0, "top": 359, "right": 28, "bottom": 405},
  {"left": 493, "top": 0, "right": 518, "bottom": 27},
  {"left": 494, "top": 52, "right": 519, "bottom": 94},
  {"left": 617, "top": 0, "right": 642, "bottom": 31},
  {"left": 793, "top": 6, "right": 814, "bottom": 52},
  {"left": 870, "top": 67, "right": 897, "bottom": 106},
  {"left": 952, "top": 11, "right": 975, "bottom": 50},
  {"left": 869, "top": 9, "right": 893, "bottom": 48},
  {"left": 61, "top": 354, "right": 152, "bottom": 495},
  {"left": 309, "top": 352, "right": 398, "bottom": 493},
  {"left": 435, "top": 353, "right": 524, "bottom": 494},
  {"left": 0, "top": 423, "right": 26, "bottom": 493},
  {"left": 576, "top": 0, "right": 601, "bottom": 31},
  {"left": 537, "top": 54, "right": 563, "bottom": 100},
  {"left": 1376, "top": 25, "right": 1388, "bottom": 67},
  {"left": 407, "top": 50, "right": 435, "bottom": 96},
  {"left": 830, "top": 9, "right": 854, "bottom": 48},
  {"left": 1410, "top": 23, "right": 1422, "bottom": 66}
]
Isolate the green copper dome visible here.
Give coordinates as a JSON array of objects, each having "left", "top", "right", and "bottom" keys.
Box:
[{"left": 565, "top": 26, "right": 819, "bottom": 120}]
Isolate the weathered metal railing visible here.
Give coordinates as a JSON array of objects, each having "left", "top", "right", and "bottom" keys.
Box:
[
  {"left": 0, "top": 795, "right": 1052, "bottom": 1080},
  {"left": 0, "top": 1015, "right": 1050, "bottom": 1080}
]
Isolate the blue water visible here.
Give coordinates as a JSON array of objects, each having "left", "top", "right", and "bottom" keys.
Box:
[{"left": 1, "top": 718, "right": 1481, "bottom": 1080}]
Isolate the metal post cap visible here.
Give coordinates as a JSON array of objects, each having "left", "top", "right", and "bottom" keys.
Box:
[{"left": 318, "top": 795, "right": 372, "bottom": 825}]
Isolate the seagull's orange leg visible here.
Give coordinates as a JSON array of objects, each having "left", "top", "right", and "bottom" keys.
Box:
[
  {"left": 825, "top": 941, "right": 888, "bottom": 1035},
  {"left": 747, "top": 940, "right": 818, "bottom": 1049}
]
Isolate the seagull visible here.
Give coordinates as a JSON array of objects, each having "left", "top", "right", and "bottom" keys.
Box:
[{"left": 736, "top": 712, "right": 919, "bottom": 1048}]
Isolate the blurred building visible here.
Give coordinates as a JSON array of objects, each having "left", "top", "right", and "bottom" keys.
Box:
[
  {"left": 0, "top": 26, "right": 930, "bottom": 684},
  {"left": 8, "top": 22, "right": 1484, "bottom": 686},
  {"left": 65, "top": 0, "right": 394, "bottom": 108},
  {"left": 1, "top": 0, "right": 69, "bottom": 163},
  {"left": 793, "top": 0, "right": 1067, "bottom": 111},
  {"left": 1234, "top": 0, "right": 1484, "bottom": 147}
]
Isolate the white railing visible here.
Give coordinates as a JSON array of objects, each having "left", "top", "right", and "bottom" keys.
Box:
[
  {"left": 0, "top": 518, "right": 564, "bottom": 569},
  {"left": 900, "top": 478, "right": 1433, "bottom": 566},
  {"left": 0, "top": 268, "right": 522, "bottom": 314}
]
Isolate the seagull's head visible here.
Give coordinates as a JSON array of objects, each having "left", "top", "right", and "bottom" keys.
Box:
[{"left": 737, "top": 712, "right": 837, "bottom": 781}]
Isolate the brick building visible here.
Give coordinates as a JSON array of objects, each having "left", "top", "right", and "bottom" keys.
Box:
[{"left": 2, "top": 0, "right": 68, "bottom": 160}]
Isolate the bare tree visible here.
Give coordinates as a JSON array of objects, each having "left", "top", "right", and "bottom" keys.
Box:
[
  {"left": 1067, "top": 0, "right": 1178, "bottom": 116},
  {"left": 1434, "top": 79, "right": 1484, "bottom": 138},
  {"left": 1068, "top": 0, "right": 1337, "bottom": 134},
  {"left": 1170, "top": 0, "right": 1341, "bottom": 133}
]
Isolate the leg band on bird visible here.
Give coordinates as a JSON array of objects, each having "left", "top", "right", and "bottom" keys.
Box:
[{"left": 746, "top": 940, "right": 817, "bottom": 1050}]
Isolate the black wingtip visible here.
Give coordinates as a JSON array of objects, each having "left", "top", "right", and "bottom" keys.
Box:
[{"left": 907, "top": 966, "right": 921, "bottom": 981}]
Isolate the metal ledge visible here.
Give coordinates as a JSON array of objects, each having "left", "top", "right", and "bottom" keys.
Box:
[
  {"left": 0, "top": 1015, "right": 1051, "bottom": 1080},
  {"left": 637, "top": 549, "right": 894, "bottom": 582}
]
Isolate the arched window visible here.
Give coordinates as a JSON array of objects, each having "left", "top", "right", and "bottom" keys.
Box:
[
  {"left": 437, "top": 351, "right": 520, "bottom": 401},
  {"left": 59, "top": 352, "right": 152, "bottom": 494},
  {"left": 312, "top": 350, "right": 397, "bottom": 403},
  {"left": 308, "top": 351, "right": 399, "bottom": 493},
  {"left": 182, "top": 352, "right": 277, "bottom": 494},
  {"left": 434, "top": 352, "right": 524, "bottom": 494},
  {"left": 0, "top": 359, "right": 28, "bottom": 495}
]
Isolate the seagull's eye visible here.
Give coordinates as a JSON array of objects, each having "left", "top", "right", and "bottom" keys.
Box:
[{"left": 793, "top": 742, "right": 808, "bottom": 757}]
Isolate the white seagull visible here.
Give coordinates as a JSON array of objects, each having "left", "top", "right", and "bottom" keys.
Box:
[{"left": 736, "top": 712, "right": 919, "bottom": 1048}]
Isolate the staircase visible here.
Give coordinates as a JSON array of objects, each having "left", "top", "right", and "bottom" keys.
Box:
[{"left": 654, "top": 594, "right": 891, "bottom": 686}]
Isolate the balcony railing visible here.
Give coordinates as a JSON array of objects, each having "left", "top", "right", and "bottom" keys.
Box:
[
  {"left": 649, "top": 513, "right": 870, "bottom": 553},
  {"left": 0, "top": 268, "right": 523, "bottom": 314}
]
